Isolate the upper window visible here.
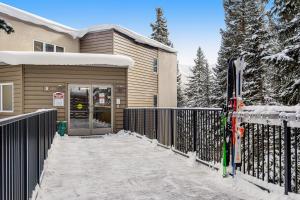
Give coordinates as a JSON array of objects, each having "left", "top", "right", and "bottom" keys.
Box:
[
  {"left": 0, "top": 83, "right": 13, "bottom": 112},
  {"left": 34, "top": 41, "right": 43, "bottom": 52},
  {"left": 153, "top": 58, "right": 158, "bottom": 73},
  {"left": 56, "top": 46, "right": 64, "bottom": 52},
  {"left": 45, "top": 43, "right": 54, "bottom": 52},
  {"left": 34, "top": 41, "right": 64, "bottom": 52}
]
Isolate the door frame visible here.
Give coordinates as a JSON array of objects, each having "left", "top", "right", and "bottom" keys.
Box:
[
  {"left": 67, "top": 84, "right": 114, "bottom": 135},
  {"left": 91, "top": 84, "right": 114, "bottom": 135}
]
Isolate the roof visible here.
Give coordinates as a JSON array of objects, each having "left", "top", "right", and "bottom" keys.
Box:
[
  {"left": 75, "top": 25, "right": 177, "bottom": 53},
  {"left": 0, "top": 51, "right": 134, "bottom": 68},
  {"left": 0, "top": 3, "right": 177, "bottom": 53}
]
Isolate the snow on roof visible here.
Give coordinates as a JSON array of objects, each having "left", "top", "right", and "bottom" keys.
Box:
[
  {"left": 0, "top": 3, "right": 177, "bottom": 53},
  {"left": 0, "top": 51, "right": 134, "bottom": 68},
  {"left": 0, "top": 3, "right": 76, "bottom": 35},
  {"left": 75, "top": 25, "right": 177, "bottom": 53}
]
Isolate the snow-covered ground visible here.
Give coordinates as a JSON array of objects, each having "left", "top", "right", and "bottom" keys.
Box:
[{"left": 36, "top": 132, "right": 299, "bottom": 200}]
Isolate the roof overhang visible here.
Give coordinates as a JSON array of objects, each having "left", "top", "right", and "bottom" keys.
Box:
[
  {"left": 0, "top": 3, "right": 177, "bottom": 53},
  {"left": 0, "top": 51, "right": 134, "bottom": 68}
]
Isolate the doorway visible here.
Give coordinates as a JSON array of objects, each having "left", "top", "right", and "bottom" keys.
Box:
[{"left": 68, "top": 84, "right": 113, "bottom": 135}]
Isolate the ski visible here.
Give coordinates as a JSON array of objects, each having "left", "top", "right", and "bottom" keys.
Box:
[{"left": 223, "top": 57, "right": 245, "bottom": 177}]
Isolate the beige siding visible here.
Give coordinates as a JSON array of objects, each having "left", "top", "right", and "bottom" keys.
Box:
[
  {"left": 158, "top": 50, "right": 177, "bottom": 107},
  {"left": 0, "top": 14, "right": 80, "bottom": 52},
  {"left": 23, "top": 65, "right": 127, "bottom": 132},
  {"left": 113, "top": 31, "right": 158, "bottom": 107},
  {"left": 80, "top": 30, "right": 113, "bottom": 54},
  {"left": 0, "top": 65, "right": 23, "bottom": 118}
]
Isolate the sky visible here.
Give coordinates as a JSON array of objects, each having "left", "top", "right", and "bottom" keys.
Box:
[{"left": 1, "top": 0, "right": 225, "bottom": 67}]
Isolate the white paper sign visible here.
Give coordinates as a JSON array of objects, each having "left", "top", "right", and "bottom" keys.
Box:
[
  {"left": 99, "top": 98, "right": 105, "bottom": 104},
  {"left": 53, "top": 92, "right": 64, "bottom": 107}
]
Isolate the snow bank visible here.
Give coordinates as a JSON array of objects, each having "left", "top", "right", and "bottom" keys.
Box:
[
  {"left": 0, "top": 51, "right": 134, "bottom": 67},
  {"left": 0, "top": 3, "right": 177, "bottom": 53}
]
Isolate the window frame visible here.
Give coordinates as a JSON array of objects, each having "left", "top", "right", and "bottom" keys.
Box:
[
  {"left": 153, "top": 58, "right": 158, "bottom": 74},
  {"left": 33, "top": 40, "right": 65, "bottom": 52},
  {"left": 0, "top": 82, "right": 14, "bottom": 112}
]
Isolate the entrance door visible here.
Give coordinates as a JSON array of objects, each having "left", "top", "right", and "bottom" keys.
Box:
[
  {"left": 92, "top": 85, "right": 112, "bottom": 134},
  {"left": 69, "top": 84, "right": 113, "bottom": 135},
  {"left": 69, "top": 85, "right": 90, "bottom": 135}
]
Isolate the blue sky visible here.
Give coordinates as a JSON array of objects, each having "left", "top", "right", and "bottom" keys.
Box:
[{"left": 2, "top": 0, "right": 225, "bottom": 66}]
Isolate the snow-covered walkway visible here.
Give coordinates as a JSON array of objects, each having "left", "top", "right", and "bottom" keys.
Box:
[{"left": 36, "top": 133, "right": 282, "bottom": 200}]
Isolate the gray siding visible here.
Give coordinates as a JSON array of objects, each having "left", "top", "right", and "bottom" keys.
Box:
[
  {"left": 23, "top": 65, "right": 127, "bottom": 132},
  {"left": 113, "top": 31, "right": 158, "bottom": 107},
  {"left": 0, "top": 65, "right": 23, "bottom": 118},
  {"left": 80, "top": 30, "right": 114, "bottom": 54}
]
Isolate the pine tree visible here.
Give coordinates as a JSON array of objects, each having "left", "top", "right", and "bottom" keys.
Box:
[
  {"left": 185, "top": 47, "right": 213, "bottom": 107},
  {"left": 0, "top": 19, "right": 14, "bottom": 34},
  {"left": 240, "top": 0, "right": 269, "bottom": 105},
  {"left": 150, "top": 8, "right": 173, "bottom": 47},
  {"left": 211, "top": 30, "right": 230, "bottom": 107},
  {"left": 262, "top": 11, "right": 281, "bottom": 104},
  {"left": 177, "top": 64, "right": 186, "bottom": 107},
  {"left": 268, "top": 0, "right": 300, "bottom": 105},
  {"left": 211, "top": 0, "right": 246, "bottom": 107}
]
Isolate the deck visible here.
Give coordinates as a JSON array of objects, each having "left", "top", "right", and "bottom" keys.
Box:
[{"left": 36, "top": 133, "right": 255, "bottom": 200}]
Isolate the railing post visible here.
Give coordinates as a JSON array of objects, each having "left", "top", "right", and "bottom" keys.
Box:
[
  {"left": 155, "top": 109, "right": 158, "bottom": 140},
  {"left": 25, "top": 118, "right": 29, "bottom": 200},
  {"left": 193, "top": 110, "right": 197, "bottom": 152},
  {"left": 144, "top": 109, "right": 146, "bottom": 135},
  {"left": 170, "top": 109, "right": 174, "bottom": 147},
  {"left": 283, "top": 119, "right": 292, "bottom": 195}
]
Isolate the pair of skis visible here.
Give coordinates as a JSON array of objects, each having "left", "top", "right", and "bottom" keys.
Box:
[{"left": 222, "top": 57, "right": 245, "bottom": 177}]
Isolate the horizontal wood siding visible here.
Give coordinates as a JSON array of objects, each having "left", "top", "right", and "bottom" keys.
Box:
[
  {"left": 113, "top": 31, "right": 158, "bottom": 107},
  {"left": 23, "top": 65, "right": 127, "bottom": 132},
  {"left": 80, "top": 30, "right": 113, "bottom": 54},
  {"left": 0, "top": 65, "right": 23, "bottom": 118}
]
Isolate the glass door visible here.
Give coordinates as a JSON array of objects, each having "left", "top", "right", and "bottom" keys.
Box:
[
  {"left": 69, "top": 85, "right": 91, "bottom": 135},
  {"left": 92, "top": 85, "right": 112, "bottom": 134}
]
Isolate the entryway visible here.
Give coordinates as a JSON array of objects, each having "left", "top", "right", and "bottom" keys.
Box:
[{"left": 68, "top": 84, "right": 113, "bottom": 135}]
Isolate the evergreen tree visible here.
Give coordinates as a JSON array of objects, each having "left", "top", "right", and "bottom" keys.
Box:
[
  {"left": 177, "top": 64, "right": 186, "bottom": 107},
  {"left": 211, "top": 0, "right": 246, "bottom": 107},
  {"left": 262, "top": 10, "right": 281, "bottom": 104},
  {"left": 150, "top": 7, "right": 173, "bottom": 47},
  {"left": 185, "top": 47, "right": 213, "bottom": 107},
  {"left": 268, "top": 0, "right": 300, "bottom": 105},
  {"left": 0, "top": 19, "right": 14, "bottom": 34},
  {"left": 240, "top": 0, "right": 269, "bottom": 105}
]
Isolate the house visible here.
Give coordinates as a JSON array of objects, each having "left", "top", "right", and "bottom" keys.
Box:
[{"left": 0, "top": 3, "right": 177, "bottom": 135}]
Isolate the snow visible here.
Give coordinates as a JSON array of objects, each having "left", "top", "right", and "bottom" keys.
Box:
[
  {"left": 0, "top": 51, "right": 134, "bottom": 67},
  {"left": 74, "top": 25, "right": 177, "bottom": 53},
  {"left": 237, "top": 105, "right": 300, "bottom": 126},
  {"left": 0, "top": 3, "right": 176, "bottom": 53},
  {"left": 34, "top": 132, "right": 299, "bottom": 200},
  {"left": 0, "top": 3, "right": 76, "bottom": 35}
]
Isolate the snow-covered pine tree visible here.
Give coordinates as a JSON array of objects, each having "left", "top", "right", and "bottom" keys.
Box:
[
  {"left": 177, "top": 64, "right": 186, "bottom": 107},
  {"left": 240, "top": 0, "right": 269, "bottom": 105},
  {"left": 185, "top": 47, "right": 213, "bottom": 107},
  {"left": 262, "top": 10, "right": 281, "bottom": 104},
  {"left": 211, "top": 0, "right": 246, "bottom": 107},
  {"left": 0, "top": 19, "right": 14, "bottom": 34},
  {"left": 150, "top": 7, "right": 173, "bottom": 47},
  {"left": 211, "top": 30, "right": 230, "bottom": 107},
  {"left": 268, "top": 0, "right": 300, "bottom": 105}
]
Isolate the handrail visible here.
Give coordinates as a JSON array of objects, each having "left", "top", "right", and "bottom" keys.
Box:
[{"left": 0, "top": 109, "right": 56, "bottom": 126}]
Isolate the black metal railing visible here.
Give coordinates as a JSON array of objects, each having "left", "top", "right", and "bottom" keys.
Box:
[
  {"left": 0, "top": 109, "right": 57, "bottom": 200},
  {"left": 124, "top": 108, "right": 300, "bottom": 195}
]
